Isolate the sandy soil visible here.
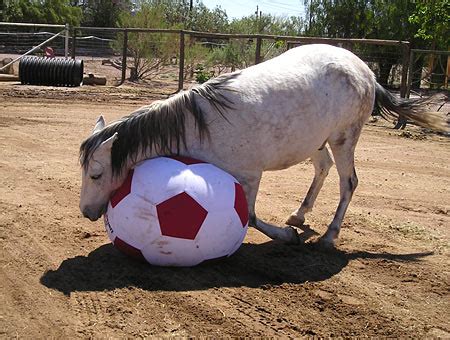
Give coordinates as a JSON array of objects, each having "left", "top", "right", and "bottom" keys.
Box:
[{"left": 0, "top": 83, "right": 449, "bottom": 338}]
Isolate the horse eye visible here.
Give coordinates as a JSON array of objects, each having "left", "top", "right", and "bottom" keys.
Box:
[{"left": 91, "top": 174, "right": 102, "bottom": 180}]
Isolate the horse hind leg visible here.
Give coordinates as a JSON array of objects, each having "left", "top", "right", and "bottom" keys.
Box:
[
  {"left": 286, "top": 146, "right": 334, "bottom": 228},
  {"left": 251, "top": 217, "right": 299, "bottom": 244},
  {"left": 320, "top": 129, "right": 360, "bottom": 246},
  {"left": 238, "top": 171, "right": 300, "bottom": 244}
]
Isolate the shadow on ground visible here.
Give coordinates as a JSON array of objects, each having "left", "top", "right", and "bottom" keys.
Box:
[{"left": 40, "top": 238, "right": 432, "bottom": 296}]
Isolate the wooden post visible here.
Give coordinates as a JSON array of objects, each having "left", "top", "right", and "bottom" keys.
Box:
[
  {"left": 406, "top": 49, "right": 415, "bottom": 98},
  {"left": 71, "top": 27, "right": 76, "bottom": 59},
  {"left": 178, "top": 31, "right": 185, "bottom": 92},
  {"left": 400, "top": 42, "right": 410, "bottom": 98},
  {"left": 255, "top": 36, "right": 262, "bottom": 64},
  {"left": 445, "top": 54, "right": 450, "bottom": 89},
  {"left": 64, "top": 23, "right": 70, "bottom": 58},
  {"left": 395, "top": 42, "right": 411, "bottom": 129},
  {"left": 121, "top": 29, "right": 128, "bottom": 85}
]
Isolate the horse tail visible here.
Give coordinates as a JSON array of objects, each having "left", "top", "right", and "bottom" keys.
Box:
[{"left": 374, "top": 83, "right": 449, "bottom": 132}]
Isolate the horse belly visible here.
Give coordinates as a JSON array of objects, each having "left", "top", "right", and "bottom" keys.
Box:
[{"left": 200, "top": 108, "right": 331, "bottom": 173}]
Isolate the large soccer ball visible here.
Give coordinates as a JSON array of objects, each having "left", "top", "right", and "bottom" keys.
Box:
[{"left": 104, "top": 156, "right": 249, "bottom": 267}]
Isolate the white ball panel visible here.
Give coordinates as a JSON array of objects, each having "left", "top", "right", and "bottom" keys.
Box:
[
  {"left": 132, "top": 157, "right": 188, "bottom": 204},
  {"left": 227, "top": 223, "right": 248, "bottom": 256},
  {"left": 106, "top": 193, "right": 160, "bottom": 250},
  {"left": 184, "top": 164, "right": 236, "bottom": 211},
  {"left": 104, "top": 206, "right": 115, "bottom": 242},
  {"left": 195, "top": 210, "right": 247, "bottom": 260},
  {"left": 141, "top": 236, "right": 203, "bottom": 266}
]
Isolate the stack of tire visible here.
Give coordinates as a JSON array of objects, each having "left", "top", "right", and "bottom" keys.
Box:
[{"left": 19, "top": 56, "right": 83, "bottom": 87}]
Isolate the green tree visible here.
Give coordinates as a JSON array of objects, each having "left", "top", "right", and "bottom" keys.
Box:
[
  {"left": 304, "top": 0, "right": 418, "bottom": 40},
  {"left": 303, "top": 1, "right": 422, "bottom": 85},
  {"left": 409, "top": 0, "right": 449, "bottom": 50},
  {"left": 409, "top": 0, "right": 449, "bottom": 88},
  {"left": 134, "top": 0, "right": 228, "bottom": 32},
  {"left": 81, "top": 0, "right": 131, "bottom": 27},
  {"left": 118, "top": 3, "right": 178, "bottom": 81},
  {"left": 2, "top": 0, "right": 82, "bottom": 25},
  {"left": 229, "top": 13, "right": 304, "bottom": 35}
]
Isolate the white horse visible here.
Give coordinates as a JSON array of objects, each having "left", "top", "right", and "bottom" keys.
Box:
[{"left": 79, "top": 44, "right": 448, "bottom": 246}]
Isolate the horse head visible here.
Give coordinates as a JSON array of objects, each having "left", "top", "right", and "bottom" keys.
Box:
[{"left": 79, "top": 116, "right": 126, "bottom": 221}]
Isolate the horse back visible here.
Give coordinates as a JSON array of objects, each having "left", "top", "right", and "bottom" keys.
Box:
[{"left": 191, "top": 44, "right": 376, "bottom": 172}]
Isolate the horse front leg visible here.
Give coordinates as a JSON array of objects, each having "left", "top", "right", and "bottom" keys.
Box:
[{"left": 238, "top": 172, "right": 300, "bottom": 244}]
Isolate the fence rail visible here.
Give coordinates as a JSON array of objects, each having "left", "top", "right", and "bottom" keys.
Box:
[
  {"left": 0, "top": 22, "right": 66, "bottom": 28},
  {"left": 1, "top": 22, "right": 448, "bottom": 96},
  {"left": 68, "top": 26, "right": 411, "bottom": 93},
  {"left": 407, "top": 49, "right": 450, "bottom": 97}
]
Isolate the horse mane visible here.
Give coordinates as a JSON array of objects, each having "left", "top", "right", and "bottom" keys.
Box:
[{"left": 79, "top": 72, "right": 239, "bottom": 176}]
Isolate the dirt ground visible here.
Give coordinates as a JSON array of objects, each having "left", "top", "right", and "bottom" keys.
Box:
[{"left": 0, "top": 82, "right": 449, "bottom": 338}]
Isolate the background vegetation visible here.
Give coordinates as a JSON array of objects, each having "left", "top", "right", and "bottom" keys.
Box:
[
  {"left": 1, "top": 0, "right": 448, "bottom": 83},
  {"left": 2, "top": 0, "right": 447, "bottom": 49}
]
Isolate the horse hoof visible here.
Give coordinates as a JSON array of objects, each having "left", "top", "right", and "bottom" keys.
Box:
[
  {"left": 316, "top": 235, "right": 336, "bottom": 250},
  {"left": 285, "top": 215, "right": 305, "bottom": 228},
  {"left": 283, "top": 226, "right": 300, "bottom": 245}
]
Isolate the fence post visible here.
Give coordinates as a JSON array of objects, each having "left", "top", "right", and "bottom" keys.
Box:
[
  {"left": 400, "top": 42, "right": 410, "bottom": 98},
  {"left": 64, "top": 23, "right": 70, "bottom": 58},
  {"left": 178, "top": 30, "right": 185, "bottom": 92},
  {"left": 71, "top": 27, "right": 76, "bottom": 59},
  {"left": 255, "top": 36, "right": 262, "bottom": 64},
  {"left": 406, "top": 49, "right": 415, "bottom": 98},
  {"left": 121, "top": 29, "right": 128, "bottom": 85}
]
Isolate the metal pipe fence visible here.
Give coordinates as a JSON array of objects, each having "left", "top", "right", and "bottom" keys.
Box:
[
  {"left": 2, "top": 22, "right": 447, "bottom": 96},
  {"left": 407, "top": 49, "right": 450, "bottom": 97},
  {"left": 69, "top": 27, "right": 412, "bottom": 94}
]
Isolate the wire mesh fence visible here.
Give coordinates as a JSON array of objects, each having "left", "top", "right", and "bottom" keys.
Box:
[
  {"left": 185, "top": 36, "right": 287, "bottom": 83},
  {"left": 73, "top": 27, "right": 123, "bottom": 85},
  {"left": 0, "top": 23, "right": 69, "bottom": 78},
  {"left": 0, "top": 24, "right": 66, "bottom": 56},
  {"left": 72, "top": 27, "right": 182, "bottom": 89},
  {"left": 4, "top": 22, "right": 447, "bottom": 98},
  {"left": 408, "top": 49, "right": 449, "bottom": 95}
]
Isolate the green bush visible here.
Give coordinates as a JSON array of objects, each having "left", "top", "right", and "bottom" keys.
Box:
[{"left": 195, "top": 64, "right": 214, "bottom": 83}]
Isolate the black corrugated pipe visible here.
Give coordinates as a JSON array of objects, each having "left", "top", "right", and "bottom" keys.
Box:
[{"left": 19, "top": 56, "right": 83, "bottom": 87}]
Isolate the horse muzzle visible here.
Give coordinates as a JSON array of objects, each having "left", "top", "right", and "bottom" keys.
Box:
[{"left": 81, "top": 204, "right": 106, "bottom": 221}]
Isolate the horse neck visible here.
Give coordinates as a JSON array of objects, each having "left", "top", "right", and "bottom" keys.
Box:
[
  {"left": 119, "top": 90, "right": 210, "bottom": 171},
  {"left": 124, "top": 123, "right": 197, "bottom": 170}
]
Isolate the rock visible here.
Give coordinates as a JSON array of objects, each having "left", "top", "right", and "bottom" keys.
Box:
[
  {"left": 83, "top": 73, "right": 107, "bottom": 86},
  {"left": 0, "top": 58, "right": 15, "bottom": 75}
]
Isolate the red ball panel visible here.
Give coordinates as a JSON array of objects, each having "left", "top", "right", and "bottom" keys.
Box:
[
  {"left": 156, "top": 192, "right": 208, "bottom": 240},
  {"left": 234, "top": 183, "right": 249, "bottom": 227},
  {"left": 113, "top": 236, "right": 146, "bottom": 261},
  {"left": 110, "top": 169, "right": 134, "bottom": 208},
  {"left": 169, "top": 155, "right": 206, "bottom": 165}
]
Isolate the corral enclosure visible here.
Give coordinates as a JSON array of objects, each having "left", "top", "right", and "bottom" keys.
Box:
[
  {"left": 1, "top": 22, "right": 450, "bottom": 338},
  {"left": 0, "top": 77, "right": 449, "bottom": 337},
  {"left": 1, "top": 23, "right": 448, "bottom": 94}
]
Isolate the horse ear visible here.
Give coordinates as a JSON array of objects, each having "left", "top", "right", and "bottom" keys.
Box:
[
  {"left": 93, "top": 115, "right": 106, "bottom": 134},
  {"left": 100, "top": 132, "right": 118, "bottom": 150}
]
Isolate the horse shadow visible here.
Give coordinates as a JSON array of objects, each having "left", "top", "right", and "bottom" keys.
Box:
[{"left": 40, "top": 235, "right": 433, "bottom": 296}]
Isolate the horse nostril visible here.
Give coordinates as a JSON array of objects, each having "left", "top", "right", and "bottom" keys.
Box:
[
  {"left": 82, "top": 208, "right": 93, "bottom": 220},
  {"left": 82, "top": 209, "right": 90, "bottom": 219},
  {"left": 81, "top": 206, "right": 103, "bottom": 221}
]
